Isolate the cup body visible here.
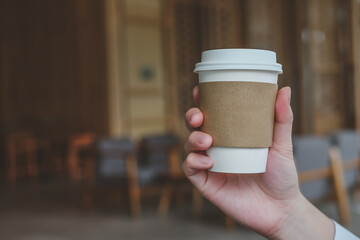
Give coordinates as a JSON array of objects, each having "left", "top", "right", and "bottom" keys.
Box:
[
  {"left": 199, "top": 70, "right": 277, "bottom": 173},
  {"left": 194, "top": 49, "right": 282, "bottom": 174}
]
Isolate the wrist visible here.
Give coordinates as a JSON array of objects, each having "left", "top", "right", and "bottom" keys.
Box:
[{"left": 269, "top": 194, "right": 335, "bottom": 240}]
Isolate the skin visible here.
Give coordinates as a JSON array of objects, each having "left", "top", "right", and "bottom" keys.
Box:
[{"left": 183, "top": 86, "right": 335, "bottom": 240}]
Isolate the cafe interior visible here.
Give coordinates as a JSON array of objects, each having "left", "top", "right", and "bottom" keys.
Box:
[{"left": 1, "top": 0, "right": 360, "bottom": 239}]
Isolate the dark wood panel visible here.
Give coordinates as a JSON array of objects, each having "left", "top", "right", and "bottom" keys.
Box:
[
  {"left": 0, "top": 0, "right": 108, "bottom": 161},
  {"left": 165, "top": 0, "right": 304, "bottom": 134}
]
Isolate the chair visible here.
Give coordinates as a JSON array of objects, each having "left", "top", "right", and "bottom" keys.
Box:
[
  {"left": 138, "top": 134, "right": 184, "bottom": 216},
  {"left": 293, "top": 135, "right": 351, "bottom": 226},
  {"left": 83, "top": 137, "right": 170, "bottom": 218},
  {"left": 330, "top": 130, "right": 360, "bottom": 189},
  {"left": 6, "top": 131, "right": 40, "bottom": 186},
  {"left": 90, "top": 137, "right": 141, "bottom": 217},
  {"left": 67, "top": 133, "right": 96, "bottom": 181}
]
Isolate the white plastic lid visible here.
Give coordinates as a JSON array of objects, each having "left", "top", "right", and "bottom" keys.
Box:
[{"left": 194, "top": 49, "right": 283, "bottom": 74}]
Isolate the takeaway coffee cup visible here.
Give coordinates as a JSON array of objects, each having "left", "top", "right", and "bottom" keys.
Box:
[{"left": 194, "top": 49, "right": 283, "bottom": 173}]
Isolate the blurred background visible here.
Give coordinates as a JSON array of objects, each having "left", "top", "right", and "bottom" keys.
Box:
[{"left": 1, "top": 0, "right": 360, "bottom": 239}]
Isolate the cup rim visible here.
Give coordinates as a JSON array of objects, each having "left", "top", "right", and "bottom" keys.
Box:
[{"left": 194, "top": 48, "right": 283, "bottom": 74}]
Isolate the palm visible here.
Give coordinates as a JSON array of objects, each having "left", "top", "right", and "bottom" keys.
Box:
[{"left": 200, "top": 146, "right": 299, "bottom": 235}]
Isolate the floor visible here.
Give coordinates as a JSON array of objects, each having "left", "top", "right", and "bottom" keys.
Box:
[{"left": 0, "top": 183, "right": 359, "bottom": 240}]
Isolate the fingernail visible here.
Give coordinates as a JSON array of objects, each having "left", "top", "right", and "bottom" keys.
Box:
[
  {"left": 190, "top": 113, "right": 200, "bottom": 123},
  {"left": 199, "top": 156, "right": 211, "bottom": 165},
  {"left": 196, "top": 134, "right": 210, "bottom": 145}
]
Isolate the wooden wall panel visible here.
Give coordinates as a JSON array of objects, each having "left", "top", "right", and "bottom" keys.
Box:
[
  {"left": 165, "top": 0, "right": 304, "bottom": 135},
  {"left": 245, "top": 0, "right": 303, "bottom": 133},
  {"left": 164, "top": 0, "right": 246, "bottom": 137},
  {"left": 165, "top": 0, "right": 358, "bottom": 135},
  {"left": 351, "top": 0, "right": 360, "bottom": 130},
  {"left": 164, "top": 0, "right": 203, "bottom": 137},
  {"left": 301, "top": 0, "right": 352, "bottom": 134},
  {"left": 246, "top": 0, "right": 285, "bottom": 84},
  {"left": 0, "top": 0, "right": 108, "bottom": 155},
  {"left": 200, "top": 0, "right": 243, "bottom": 50}
]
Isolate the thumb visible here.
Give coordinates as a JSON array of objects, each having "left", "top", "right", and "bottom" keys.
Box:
[{"left": 272, "top": 87, "right": 293, "bottom": 149}]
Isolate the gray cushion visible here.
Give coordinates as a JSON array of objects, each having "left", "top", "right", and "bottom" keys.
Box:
[
  {"left": 137, "top": 134, "right": 181, "bottom": 186},
  {"left": 140, "top": 134, "right": 179, "bottom": 168},
  {"left": 331, "top": 130, "right": 360, "bottom": 188},
  {"left": 293, "top": 136, "right": 332, "bottom": 200},
  {"left": 96, "top": 138, "right": 133, "bottom": 180},
  {"left": 96, "top": 137, "right": 167, "bottom": 186}
]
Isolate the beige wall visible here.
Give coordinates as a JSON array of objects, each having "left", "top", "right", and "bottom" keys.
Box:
[{"left": 106, "top": 0, "right": 167, "bottom": 139}]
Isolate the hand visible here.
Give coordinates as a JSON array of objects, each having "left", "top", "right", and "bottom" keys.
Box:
[{"left": 183, "top": 86, "right": 334, "bottom": 239}]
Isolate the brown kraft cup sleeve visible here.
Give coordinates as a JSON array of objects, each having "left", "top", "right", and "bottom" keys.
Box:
[{"left": 199, "top": 81, "right": 278, "bottom": 148}]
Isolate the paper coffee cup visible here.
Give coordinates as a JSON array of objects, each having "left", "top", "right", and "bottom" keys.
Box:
[{"left": 194, "top": 49, "right": 282, "bottom": 173}]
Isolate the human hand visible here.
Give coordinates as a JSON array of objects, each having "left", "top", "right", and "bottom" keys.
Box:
[{"left": 183, "top": 86, "right": 334, "bottom": 239}]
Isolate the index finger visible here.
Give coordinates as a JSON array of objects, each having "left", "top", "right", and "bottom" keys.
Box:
[{"left": 185, "top": 107, "right": 203, "bottom": 131}]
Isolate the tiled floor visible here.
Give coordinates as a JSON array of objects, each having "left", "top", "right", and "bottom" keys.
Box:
[{"left": 0, "top": 183, "right": 359, "bottom": 240}]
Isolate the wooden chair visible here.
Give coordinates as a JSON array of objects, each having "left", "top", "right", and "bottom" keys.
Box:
[
  {"left": 6, "top": 131, "right": 40, "bottom": 186},
  {"left": 83, "top": 136, "right": 185, "bottom": 218},
  {"left": 293, "top": 135, "right": 351, "bottom": 226},
  {"left": 331, "top": 130, "right": 360, "bottom": 189},
  {"left": 331, "top": 130, "right": 360, "bottom": 206},
  {"left": 138, "top": 134, "right": 185, "bottom": 216},
  {"left": 83, "top": 137, "right": 141, "bottom": 217},
  {"left": 67, "top": 133, "right": 96, "bottom": 181}
]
